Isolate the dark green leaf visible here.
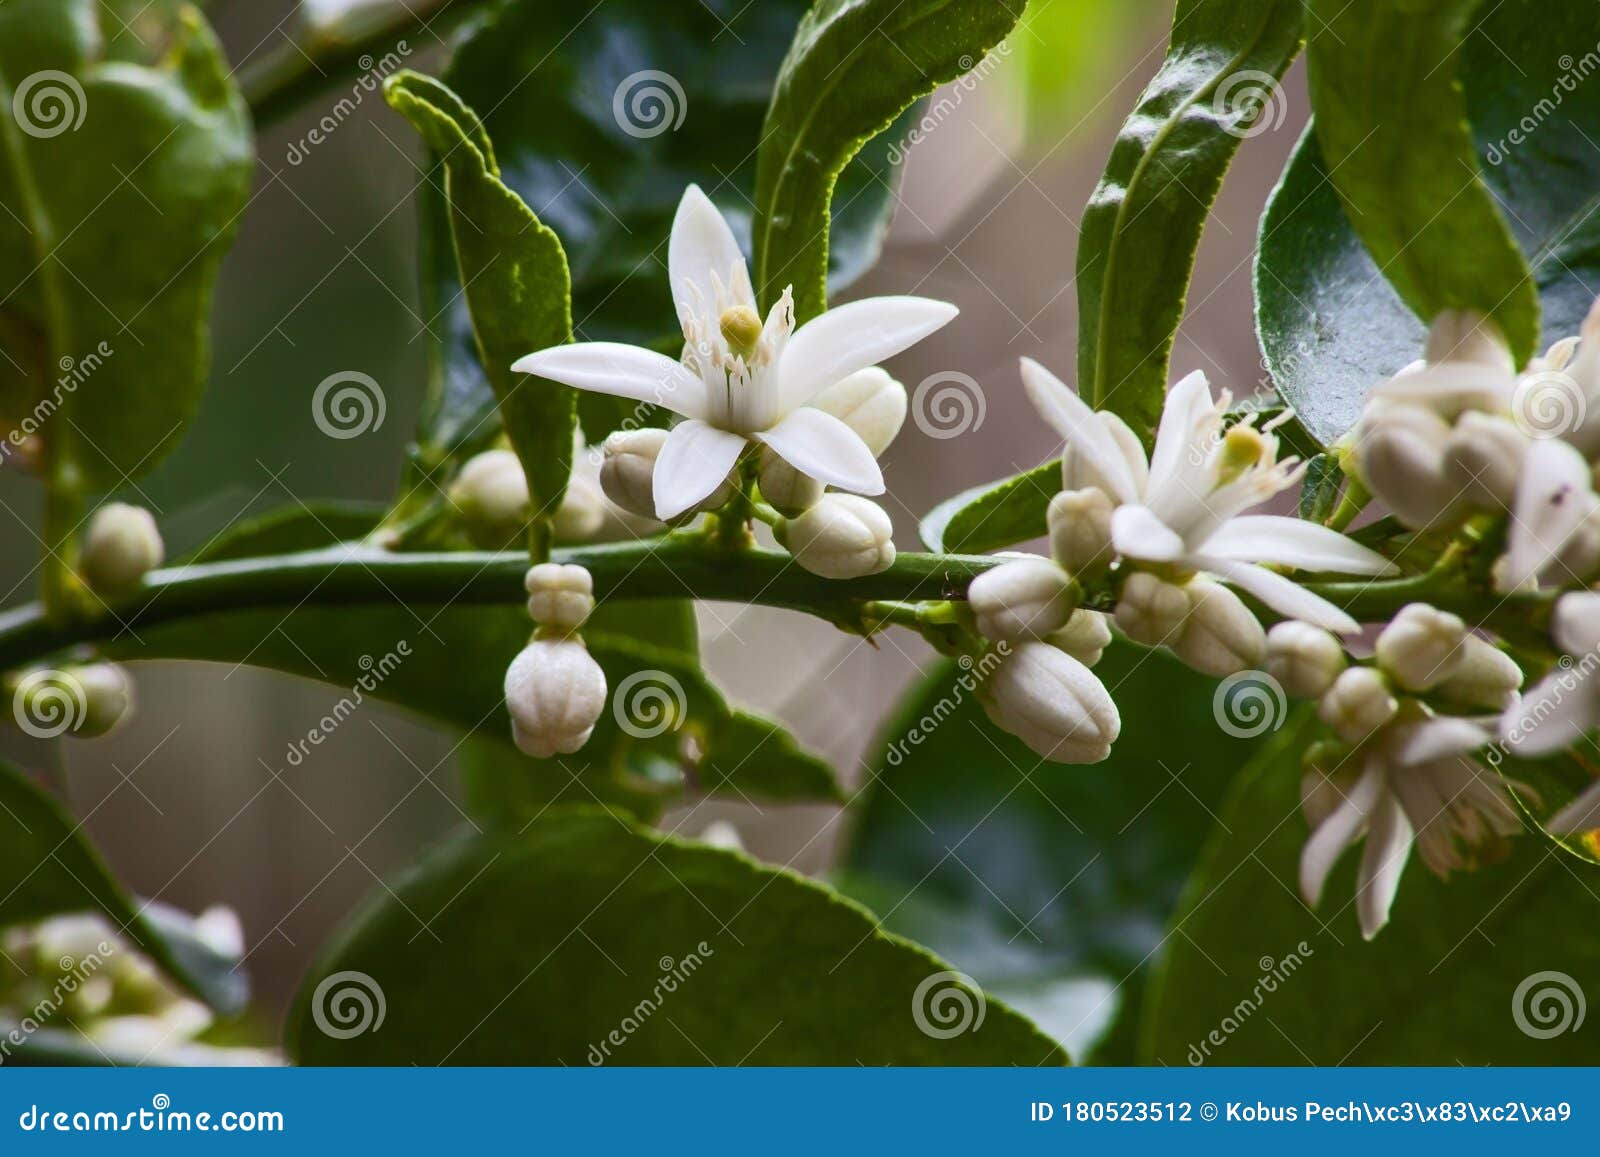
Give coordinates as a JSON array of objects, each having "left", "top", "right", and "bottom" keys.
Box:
[
  {"left": 182, "top": 501, "right": 385, "bottom": 564},
  {"left": 751, "top": 0, "right": 1024, "bottom": 320},
  {"left": 698, "top": 710, "right": 845, "bottom": 806},
  {"left": 920, "top": 461, "right": 1058, "bottom": 554},
  {"left": 0, "top": 0, "right": 252, "bottom": 489},
  {"left": 1143, "top": 713, "right": 1600, "bottom": 1064},
  {"left": 288, "top": 808, "right": 1065, "bottom": 1064},
  {"left": 0, "top": 756, "right": 246, "bottom": 1014},
  {"left": 838, "top": 644, "right": 1271, "bottom": 1062},
  {"left": 1296, "top": 453, "right": 1342, "bottom": 524},
  {"left": 1077, "top": 0, "right": 1302, "bottom": 442}
]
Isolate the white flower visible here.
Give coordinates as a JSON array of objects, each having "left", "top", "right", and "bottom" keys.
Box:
[
  {"left": 1499, "top": 437, "right": 1600, "bottom": 591},
  {"left": 1317, "top": 667, "right": 1397, "bottom": 745},
  {"left": 1021, "top": 359, "right": 1392, "bottom": 634},
  {"left": 524, "top": 563, "right": 594, "bottom": 633},
  {"left": 81, "top": 503, "right": 164, "bottom": 596},
  {"left": 781, "top": 493, "right": 896, "bottom": 579},
  {"left": 504, "top": 638, "right": 608, "bottom": 757},
  {"left": 1300, "top": 712, "right": 1521, "bottom": 939},
  {"left": 1367, "top": 309, "right": 1516, "bottom": 418},
  {"left": 513, "top": 186, "right": 956, "bottom": 520},
  {"left": 1265, "top": 620, "right": 1346, "bottom": 699},
  {"left": 1433, "top": 635, "right": 1522, "bottom": 712},
  {"left": 1501, "top": 590, "right": 1600, "bottom": 756},
  {"left": 967, "top": 555, "right": 1074, "bottom": 642},
  {"left": 978, "top": 641, "right": 1120, "bottom": 763},
  {"left": 1353, "top": 400, "right": 1464, "bottom": 530}
]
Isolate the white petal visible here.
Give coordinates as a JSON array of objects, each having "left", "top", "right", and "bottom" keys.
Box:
[
  {"left": 670, "top": 184, "right": 751, "bottom": 318},
  {"left": 1547, "top": 778, "right": 1600, "bottom": 835},
  {"left": 1110, "top": 504, "right": 1185, "bottom": 562},
  {"left": 1146, "top": 370, "right": 1217, "bottom": 499},
  {"left": 777, "top": 296, "right": 957, "bottom": 412},
  {"left": 1193, "top": 556, "right": 1360, "bottom": 634},
  {"left": 652, "top": 420, "right": 747, "bottom": 520},
  {"left": 1371, "top": 362, "right": 1513, "bottom": 410},
  {"left": 1503, "top": 438, "right": 1595, "bottom": 590},
  {"left": 1200, "top": 516, "right": 1397, "bottom": 575},
  {"left": 1019, "top": 358, "right": 1140, "bottom": 504},
  {"left": 1300, "top": 764, "right": 1383, "bottom": 907},
  {"left": 513, "top": 343, "right": 709, "bottom": 420},
  {"left": 1502, "top": 673, "right": 1600, "bottom": 757},
  {"left": 1388, "top": 716, "right": 1491, "bottom": 766},
  {"left": 755, "top": 407, "right": 884, "bottom": 495},
  {"left": 1357, "top": 790, "right": 1414, "bottom": 940},
  {"left": 1553, "top": 590, "right": 1600, "bottom": 656}
]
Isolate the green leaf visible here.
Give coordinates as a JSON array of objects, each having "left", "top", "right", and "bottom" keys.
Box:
[
  {"left": 838, "top": 644, "right": 1272, "bottom": 1062},
  {"left": 1296, "top": 453, "right": 1343, "bottom": 524},
  {"left": 1303, "top": 0, "right": 1538, "bottom": 368},
  {"left": 751, "top": 0, "right": 1024, "bottom": 320},
  {"left": 182, "top": 501, "right": 386, "bottom": 563},
  {"left": 288, "top": 808, "right": 1065, "bottom": 1064},
  {"left": 920, "top": 461, "right": 1058, "bottom": 554},
  {"left": 0, "top": 756, "right": 246, "bottom": 1014},
  {"left": 699, "top": 710, "right": 845, "bottom": 806},
  {"left": 1143, "top": 713, "right": 1600, "bottom": 1064},
  {"left": 0, "top": 0, "right": 252, "bottom": 489},
  {"left": 385, "top": 71, "right": 574, "bottom": 551},
  {"left": 1077, "top": 0, "right": 1302, "bottom": 442},
  {"left": 1259, "top": 0, "right": 1600, "bottom": 445}
]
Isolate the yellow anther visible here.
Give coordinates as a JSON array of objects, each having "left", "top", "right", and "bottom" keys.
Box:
[{"left": 719, "top": 305, "right": 763, "bottom": 362}]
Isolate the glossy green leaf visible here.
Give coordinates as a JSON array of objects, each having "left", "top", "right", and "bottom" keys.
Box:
[
  {"left": 182, "top": 501, "right": 386, "bottom": 564},
  {"left": 0, "top": 756, "right": 246, "bottom": 1014},
  {"left": 1077, "top": 0, "right": 1302, "bottom": 442},
  {"left": 0, "top": 0, "right": 251, "bottom": 489},
  {"left": 838, "top": 645, "right": 1268, "bottom": 1062},
  {"left": 751, "top": 0, "right": 1024, "bottom": 320},
  {"left": 1143, "top": 714, "right": 1600, "bottom": 1064},
  {"left": 1259, "top": 0, "right": 1600, "bottom": 445},
  {"left": 920, "top": 461, "right": 1058, "bottom": 554},
  {"left": 1296, "top": 453, "right": 1342, "bottom": 524},
  {"left": 1303, "top": 0, "right": 1537, "bottom": 368},
  {"left": 289, "top": 808, "right": 1065, "bottom": 1064},
  {"left": 698, "top": 710, "right": 845, "bottom": 806},
  {"left": 386, "top": 71, "right": 574, "bottom": 549}
]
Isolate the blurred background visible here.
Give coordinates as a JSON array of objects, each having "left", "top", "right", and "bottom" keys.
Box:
[{"left": 0, "top": 0, "right": 1311, "bottom": 1024}]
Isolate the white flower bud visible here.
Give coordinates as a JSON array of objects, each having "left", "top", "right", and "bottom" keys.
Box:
[
  {"left": 810, "top": 367, "right": 907, "bottom": 456},
  {"left": 1113, "top": 571, "right": 1190, "bottom": 647},
  {"left": 1172, "top": 577, "right": 1265, "bottom": 677},
  {"left": 1317, "top": 666, "right": 1397, "bottom": 744},
  {"left": 524, "top": 563, "right": 594, "bottom": 632},
  {"left": 553, "top": 472, "right": 607, "bottom": 544},
  {"left": 966, "top": 556, "right": 1073, "bottom": 642},
  {"left": 781, "top": 494, "right": 895, "bottom": 579},
  {"left": 504, "top": 638, "right": 607, "bottom": 758},
  {"left": 757, "top": 447, "right": 823, "bottom": 516},
  {"left": 449, "top": 449, "right": 529, "bottom": 547},
  {"left": 599, "top": 428, "right": 669, "bottom": 520},
  {"left": 1554, "top": 503, "right": 1600, "bottom": 584},
  {"left": 16, "top": 663, "right": 134, "bottom": 738},
  {"left": 1047, "top": 487, "right": 1114, "bottom": 578},
  {"left": 1423, "top": 309, "right": 1514, "bottom": 374},
  {"left": 978, "top": 641, "right": 1120, "bottom": 763},
  {"left": 1374, "top": 602, "right": 1466, "bottom": 691},
  {"left": 1442, "top": 412, "right": 1527, "bottom": 509},
  {"left": 1554, "top": 589, "right": 1600, "bottom": 656},
  {"left": 1264, "top": 620, "right": 1347, "bottom": 699},
  {"left": 80, "top": 504, "right": 164, "bottom": 596},
  {"left": 1354, "top": 402, "right": 1463, "bottom": 530},
  {"left": 1046, "top": 609, "right": 1112, "bottom": 667},
  {"left": 1433, "top": 635, "right": 1523, "bottom": 711},
  {"left": 72, "top": 663, "right": 133, "bottom": 738}
]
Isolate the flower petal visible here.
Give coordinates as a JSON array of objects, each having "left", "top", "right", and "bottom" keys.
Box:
[
  {"left": 512, "top": 343, "right": 708, "bottom": 420},
  {"left": 1146, "top": 370, "right": 1217, "bottom": 499},
  {"left": 1502, "top": 672, "right": 1600, "bottom": 757},
  {"left": 1388, "top": 716, "right": 1491, "bottom": 767},
  {"left": 1553, "top": 590, "right": 1600, "bottom": 656},
  {"left": 777, "top": 296, "right": 957, "bottom": 412},
  {"left": 1300, "top": 764, "right": 1383, "bottom": 907},
  {"left": 1502, "top": 437, "right": 1596, "bottom": 590},
  {"left": 1200, "top": 516, "right": 1397, "bottom": 576},
  {"left": 1193, "top": 555, "right": 1360, "bottom": 634},
  {"left": 669, "top": 184, "right": 751, "bottom": 318},
  {"left": 1110, "top": 504, "right": 1185, "bottom": 562},
  {"left": 652, "top": 419, "right": 747, "bottom": 520},
  {"left": 1547, "top": 777, "right": 1600, "bottom": 836},
  {"left": 755, "top": 407, "right": 884, "bottom": 495},
  {"left": 1019, "top": 358, "right": 1140, "bottom": 504},
  {"left": 1357, "top": 789, "right": 1414, "bottom": 940}
]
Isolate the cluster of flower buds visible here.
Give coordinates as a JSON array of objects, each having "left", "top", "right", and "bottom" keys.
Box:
[{"left": 502, "top": 563, "right": 607, "bottom": 758}]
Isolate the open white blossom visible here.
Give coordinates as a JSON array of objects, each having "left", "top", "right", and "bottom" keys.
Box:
[
  {"left": 1502, "top": 590, "right": 1600, "bottom": 756},
  {"left": 1021, "top": 359, "right": 1393, "bottom": 633},
  {"left": 513, "top": 186, "right": 956, "bottom": 520}
]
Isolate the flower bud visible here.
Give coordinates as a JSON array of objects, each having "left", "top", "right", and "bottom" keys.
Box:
[
  {"left": 1047, "top": 487, "right": 1114, "bottom": 579},
  {"left": 1423, "top": 308, "right": 1514, "bottom": 374},
  {"left": 1172, "top": 577, "right": 1265, "bottom": 677},
  {"left": 809, "top": 367, "right": 907, "bottom": 456},
  {"left": 1046, "top": 609, "right": 1112, "bottom": 667},
  {"left": 1354, "top": 402, "right": 1463, "bottom": 530},
  {"left": 450, "top": 450, "right": 529, "bottom": 547},
  {"left": 780, "top": 494, "right": 895, "bottom": 579},
  {"left": 757, "top": 447, "right": 823, "bottom": 516},
  {"left": 1113, "top": 571, "right": 1189, "bottom": 647},
  {"left": 1433, "top": 635, "right": 1522, "bottom": 711},
  {"left": 80, "top": 503, "right": 164, "bottom": 596},
  {"left": 525, "top": 563, "right": 594, "bottom": 633},
  {"left": 599, "top": 428, "right": 669, "bottom": 520},
  {"left": 1553, "top": 503, "right": 1600, "bottom": 584},
  {"left": 553, "top": 472, "right": 607, "bottom": 544},
  {"left": 1374, "top": 602, "right": 1466, "bottom": 691},
  {"left": 504, "top": 638, "right": 607, "bottom": 758},
  {"left": 966, "top": 556, "right": 1073, "bottom": 642},
  {"left": 1264, "top": 620, "right": 1346, "bottom": 699},
  {"left": 15, "top": 663, "right": 133, "bottom": 738},
  {"left": 1553, "top": 589, "right": 1600, "bottom": 656},
  {"left": 978, "top": 641, "right": 1120, "bottom": 763},
  {"left": 1317, "top": 666, "right": 1397, "bottom": 744},
  {"left": 1442, "top": 412, "right": 1526, "bottom": 509}
]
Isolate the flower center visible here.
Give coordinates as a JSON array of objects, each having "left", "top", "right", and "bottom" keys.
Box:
[
  {"left": 719, "top": 305, "right": 763, "bottom": 363},
  {"left": 1214, "top": 425, "right": 1269, "bottom": 486}
]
